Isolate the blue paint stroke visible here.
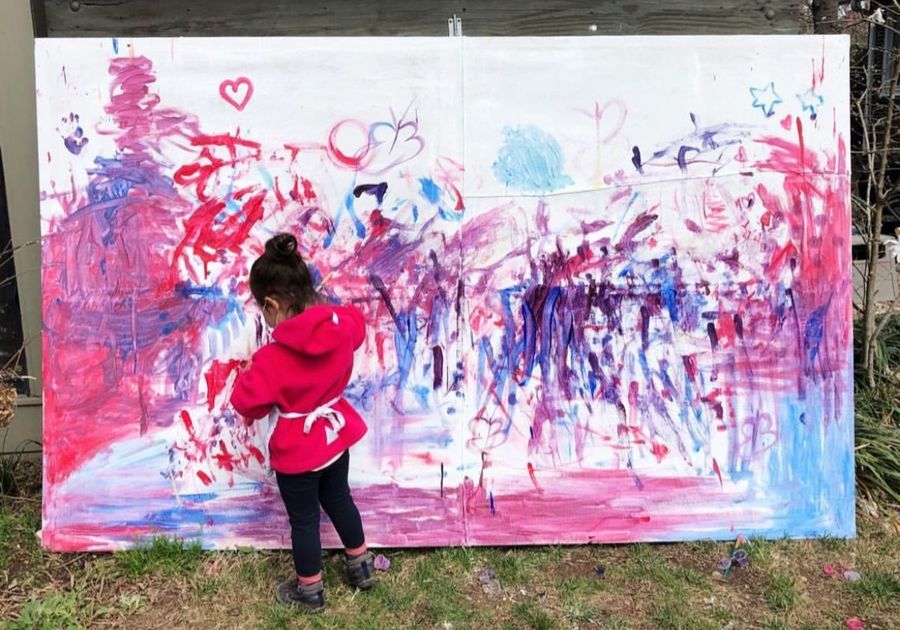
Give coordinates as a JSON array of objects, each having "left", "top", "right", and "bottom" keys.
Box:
[
  {"left": 796, "top": 88, "right": 825, "bottom": 120},
  {"left": 749, "top": 82, "right": 782, "bottom": 118},
  {"left": 492, "top": 125, "right": 573, "bottom": 193},
  {"left": 768, "top": 390, "right": 855, "bottom": 538},
  {"left": 804, "top": 302, "right": 830, "bottom": 369},
  {"left": 419, "top": 177, "right": 441, "bottom": 204},
  {"left": 354, "top": 182, "right": 388, "bottom": 205},
  {"left": 324, "top": 184, "right": 366, "bottom": 248}
]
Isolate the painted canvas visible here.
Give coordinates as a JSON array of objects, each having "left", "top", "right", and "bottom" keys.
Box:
[{"left": 36, "top": 36, "right": 854, "bottom": 551}]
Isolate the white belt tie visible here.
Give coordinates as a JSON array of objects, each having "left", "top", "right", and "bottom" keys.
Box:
[{"left": 262, "top": 397, "right": 345, "bottom": 472}]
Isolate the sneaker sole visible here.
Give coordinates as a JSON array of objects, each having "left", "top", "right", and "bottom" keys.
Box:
[
  {"left": 275, "top": 582, "right": 326, "bottom": 613},
  {"left": 346, "top": 576, "right": 377, "bottom": 590},
  {"left": 276, "top": 594, "right": 326, "bottom": 613}
]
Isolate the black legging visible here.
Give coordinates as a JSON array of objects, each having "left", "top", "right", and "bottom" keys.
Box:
[{"left": 275, "top": 450, "right": 366, "bottom": 577}]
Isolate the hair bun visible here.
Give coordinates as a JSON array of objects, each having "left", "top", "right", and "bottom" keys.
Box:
[{"left": 265, "top": 233, "right": 298, "bottom": 260}]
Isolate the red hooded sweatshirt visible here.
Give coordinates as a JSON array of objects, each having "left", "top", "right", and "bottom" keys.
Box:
[{"left": 230, "top": 304, "right": 368, "bottom": 474}]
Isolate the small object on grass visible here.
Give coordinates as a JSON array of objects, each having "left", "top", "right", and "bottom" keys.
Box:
[
  {"left": 719, "top": 535, "right": 750, "bottom": 576},
  {"left": 824, "top": 564, "right": 839, "bottom": 576},
  {"left": 845, "top": 617, "right": 865, "bottom": 630},
  {"left": 374, "top": 553, "right": 391, "bottom": 571},
  {"left": 842, "top": 570, "right": 861, "bottom": 582},
  {"left": 593, "top": 565, "right": 606, "bottom": 578},
  {"left": 478, "top": 568, "right": 502, "bottom": 594}
]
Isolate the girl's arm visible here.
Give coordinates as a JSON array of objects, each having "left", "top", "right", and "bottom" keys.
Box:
[
  {"left": 230, "top": 354, "right": 275, "bottom": 421},
  {"left": 340, "top": 305, "right": 367, "bottom": 350}
]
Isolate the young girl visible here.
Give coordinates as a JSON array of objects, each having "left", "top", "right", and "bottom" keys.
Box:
[{"left": 230, "top": 233, "right": 375, "bottom": 612}]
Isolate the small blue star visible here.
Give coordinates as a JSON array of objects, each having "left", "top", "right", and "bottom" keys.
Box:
[
  {"left": 796, "top": 88, "right": 825, "bottom": 119},
  {"left": 750, "top": 82, "right": 782, "bottom": 117}
]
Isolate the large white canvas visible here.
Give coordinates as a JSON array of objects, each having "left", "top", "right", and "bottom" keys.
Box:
[{"left": 35, "top": 36, "right": 854, "bottom": 551}]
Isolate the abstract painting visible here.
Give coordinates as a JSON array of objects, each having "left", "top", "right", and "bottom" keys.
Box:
[{"left": 36, "top": 36, "right": 854, "bottom": 551}]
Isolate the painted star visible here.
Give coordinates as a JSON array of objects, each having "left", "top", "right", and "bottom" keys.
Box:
[
  {"left": 749, "top": 82, "right": 782, "bottom": 117},
  {"left": 796, "top": 88, "right": 825, "bottom": 119}
]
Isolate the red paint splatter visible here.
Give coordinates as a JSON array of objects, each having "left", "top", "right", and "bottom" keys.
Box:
[
  {"left": 527, "top": 462, "right": 545, "bottom": 494},
  {"left": 712, "top": 458, "right": 724, "bottom": 488},
  {"left": 180, "top": 410, "right": 208, "bottom": 457},
  {"left": 628, "top": 381, "right": 640, "bottom": 407},
  {"left": 204, "top": 359, "right": 243, "bottom": 411},
  {"left": 650, "top": 442, "right": 669, "bottom": 463},
  {"left": 327, "top": 119, "right": 372, "bottom": 170},
  {"left": 301, "top": 177, "right": 317, "bottom": 201},
  {"left": 172, "top": 188, "right": 267, "bottom": 279},
  {"left": 173, "top": 134, "right": 262, "bottom": 202},
  {"left": 196, "top": 470, "right": 213, "bottom": 486},
  {"left": 450, "top": 184, "right": 465, "bottom": 211},
  {"left": 684, "top": 219, "right": 703, "bottom": 233},
  {"left": 763, "top": 240, "right": 798, "bottom": 281},
  {"left": 248, "top": 445, "right": 265, "bottom": 465},
  {"left": 214, "top": 440, "right": 236, "bottom": 472}
]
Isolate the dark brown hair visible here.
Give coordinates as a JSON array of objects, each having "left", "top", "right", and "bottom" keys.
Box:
[{"left": 249, "top": 233, "right": 319, "bottom": 314}]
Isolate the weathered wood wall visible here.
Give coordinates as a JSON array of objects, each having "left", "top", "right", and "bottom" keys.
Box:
[{"left": 36, "top": 0, "right": 810, "bottom": 37}]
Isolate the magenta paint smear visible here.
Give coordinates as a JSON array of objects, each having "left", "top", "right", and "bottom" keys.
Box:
[{"left": 35, "top": 37, "right": 855, "bottom": 551}]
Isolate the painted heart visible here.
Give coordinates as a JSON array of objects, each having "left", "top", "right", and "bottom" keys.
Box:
[
  {"left": 365, "top": 117, "right": 424, "bottom": 175},
  {"left": 219, "top": 77, "right": 254, "bottom": 111}
]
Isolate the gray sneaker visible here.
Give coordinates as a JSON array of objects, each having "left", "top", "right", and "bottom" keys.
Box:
[
  {"left": 275, "top": 578, "right": 325, "bottom": 612},
  {"left": 345, "top": 551, "right": 377, "bottom": 590}
]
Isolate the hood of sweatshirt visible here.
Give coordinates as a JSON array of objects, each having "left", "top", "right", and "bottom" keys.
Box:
[{"left": 272, "top": 305, "right": 351, "bottom": 357}]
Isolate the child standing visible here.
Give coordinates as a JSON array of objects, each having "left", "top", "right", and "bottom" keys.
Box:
[{"left": 230, "top": 233, "right": 376, "bottom": 612}]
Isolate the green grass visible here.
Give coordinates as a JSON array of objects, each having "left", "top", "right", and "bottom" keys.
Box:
[
  {"left": 854, "top": 315, "right": 900, "bottom": 503},
  {"left": 625, "top": 544, "right": 708, "bottom": 596},
  {"left": 2, "top": 591, "right": 113, "bottom": 630},
  {"left": 479, "top": 547, "right": 551, "bottom": 587},
  {"left": 846, "top": 571, "right": 900, "bottom": 605},
  {"left": 114, "top": 535, "right": 204, "bottom": 579},
  {"left": 650, "top": 599, "right": 720, "bottom": 630},
  {"left": 686, "top": 539, "right": 722, "bottom": 556},
  {"left": 555, "top": 574, "right": 604, "bottom": 626},
  {"left": 745, "top": 536, "right": 776, "bottom": 566},
  {"left": 3, "top": 593, "right": 83, "bottom": 630},
  {"left": 2, "top": 538, "right": 898, "bottom": 629},
  {"left": 234, "top": 550, "right": 288, "bottom": 587},
  {"left": 367, "top": 578, "right": 416, "bottom": 612},
  {"left": 764, "top": 572, "right": 798, "bottom": 613},
  {"left": 854, "top": 391, "right": 900, "bottom": 503},
  {"left": 256, "top": 604, "right": 294, "bottom": 630},
  {"left": 815, "top": 535, "right": 849, "bottom": 552},
  {"left": 511, "top": 601, "right": 554, "bottom": 630},
  {"left": 0, "top": 504, "right": 40, "bottom": 571},
  {"left": 408, "top": 550, "right": 477, "bottom": 627},
  {"left": 116, "top": 593, "right": 147, "bottom": 616},
  {"left": 0, "top": 438, "right": 39, "bottom": 498}
]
